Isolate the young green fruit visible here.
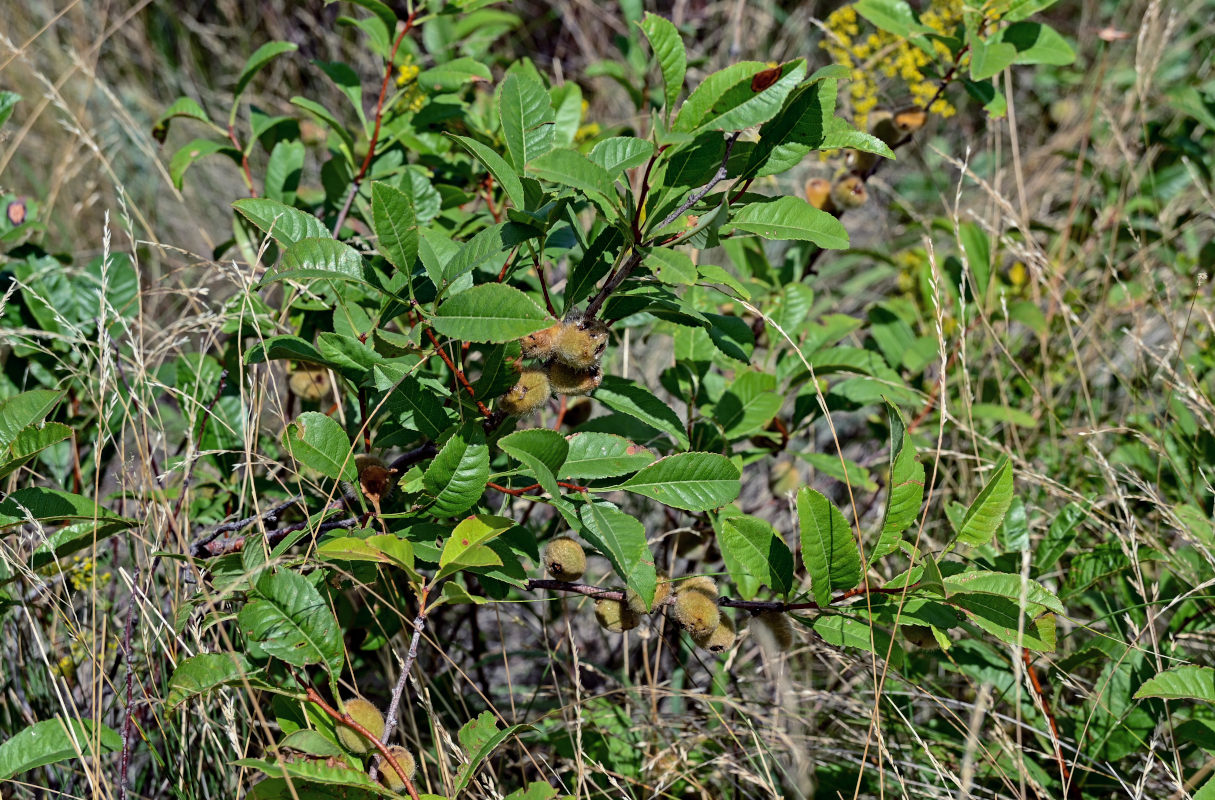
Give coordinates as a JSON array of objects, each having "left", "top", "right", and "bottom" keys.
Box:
[
  {"left": 672, "top": 585, "right": 720, "bottom": 638},
  {"left": 336, "top": 698, "right": 385, "bottom": 754},
  {"left": 542, "top": 536, "right": 586, "bottom": 581},
  {"left": 499, "top": 367, "right": 552, "bottom": 416},
  {"left": 830, "top": 175, "right": 868, "bottom": 210},
  {"left": 380, "top": 745, "right": 416, "bottom": 791},
  {"left": 755, "top": 611, "right": 794, "bottom": 652},
  {"left": 289, "top": 365, "right": 331, "bottom": 402},
  {"left": 693, "top": 613, "right": 737, "bottom": 653},
  {"left": 626, "top": 572, "right": 671, "bottom": 615},
  {"left": 552, "top": 312, "right": 609, "bottom": 369},
  {"left": 547, "top": 361, "right": 603, "bottom": 396},
  {"left": 595, "top": 597, "right": 641, "bottom": 633}
]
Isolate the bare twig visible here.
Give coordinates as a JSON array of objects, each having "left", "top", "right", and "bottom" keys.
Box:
[
  {"left": 188, "top": 495, "right": 304, "bottom": 555},
  {"left": 369, "top": 587, "right": 430, "bottom": 782},
  {"left": 116, "top": 569, "right": 142, "bottom": 800},
  {"left": 193, "top": 504, "right": 360, "bottom": 558}
]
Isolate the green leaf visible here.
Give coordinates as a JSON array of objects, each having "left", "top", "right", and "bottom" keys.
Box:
[
  {"left": 423, "top": 424, "right": 490, "bottom": 517},
  {"left": 951, "top": 593, "right": 1056, "bottom": 652},
  {"left": 942, "top": 570, "right": 1064, "bottom": 615},
  {"left": 813, "top": 614, "right": 904, "bottom": 668},
  {"left": 370, "top": 181, "right": 417, "bottom": 273},
  {"left": 152, "top": 96, "right": 218, "bottom": 143},
  {"left": 443, "top": 223, "right": 514, "bottom": 284},
  {"left": 432, "top": 283, "right": 551, "bottom": 343},
  {"left": 743, "top": 79, "right": 836, "bottom": 179},
  {"left": 854, "top": 0, "right": 931, "bottom": 36},
  {"left": 439, "top": 515, "right": 514, "bottom": 575},
  {"left": 594, "top": 375, "right": 690, "bottom": 449},
  {"left": 1035, "top": 501, "right": 1087, "bottom": 571},
  {"left": 499, "top": 428, "right": 569, "bottom": 497},
  {"left": 0, "top": 389, "right": 62, "bottom": 449},
  {"left": 870, "top": 401, "right": 925, "bottom": 562},
  {"left": 262, "top": 238, "right": 366, "bottom": 286},
  {"left": 675, "top": 61, "right": 804, "bottom": 133},
  {"left": 318, "top": 535, "right": 417, "bottom": 578},
  {"left": 0, "top": 717, "right": 122, "bottom": 781},
  {"left": 704, "top": 312, "right": 755, "bottom": 363},
  {"left": 449, "top": 134, "right": 526, "bottom": 211},
  {"left": 714, "top": 370, "right": 782, "bottom": 438},
  {"left": 291, "top": 95, "right": 355, "bottom": 156},
  {"left": 166, "top": 653, "right": 256, "bottom": 708},
  {"left": 244, "top": 335, "right": 328, "bottom": 366},
  {"left": 233, "top": 198, "right": 329, "bottom": 248},
  {"left": 639, "top": 12, "right": 687, "bottom": 112},
  {"left": 526, "top": 149, "right": 619, "bottom": 217},
  {"left": 417, "top": 57, "right": 492, "bottom": 91},
  {"left": 560, "top": 433, "right": 654, "bottom": 479},
  {"left": 797, "top": 487, "right": 862, "bottom": 605},
  {"left": 1135, "top": 665, "right": 1215, "bottom": 702},
  {"left": 238, "top": 570, "right": 344, "bottom": 671},
  {"left": 956, "top": 457, "right": 1014, "bottom": 547},
  {"left": 236, "top": 757, "right": 395, "bottom": 795},
  {"left": 0, "top": 423, "right": 73, "bottom": 481},
  {"left": 169, "top": 138, "right": 241, "bottom": 190},
  {"left": 0, "top": 488, "right": 137, "bottom": 570},
  {"left": 283, "top": 412, "right": 356, "bottom": 481},
  {"left": 0, "top": 91, "right": 21, "bottom": 129},
  {"left": 720, "top": 515, "right": 794, "bottom": 597},
  {"left": 234, "top": 41, "right": 298, "bottom": 106},
  {"left": 996, "top": 21, "right": 1076, "bottom": 66},
  {"left": 579, "top": 502, "right": 657, "bottom": 609},
  {"left": 454, "top": 712, "right": 533, "bottom": 794},
  {"left": 314, "top": 60, "right": 366, "bottom": 130},
  {"left": 498, "top": 73, "right": 555, "bottom": 171},
  {"left": 588, "top": 137, "right": 655, "bottom": 177},
  {"left": 723, "top": 196, "right": 849, "bottom": 249},
  {"left": 969, "top": 37, "right": 1018, "bottom": 80},
  {"left": 607, "top": 452, "right": 740, "bottom": 511}
]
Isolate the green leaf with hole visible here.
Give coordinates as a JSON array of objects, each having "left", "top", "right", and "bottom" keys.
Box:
[
  {"left": 238, "top": 569, "right": 344, "bottom": 671},
  {"left": 606, "top": 452, "right": 740, "bottom": 511},
  {"left": 432, "top": 283, "right": 551, "bottom": 343},
  {"left": 798, "top": 487, "right": 862, "bottom": 605}
]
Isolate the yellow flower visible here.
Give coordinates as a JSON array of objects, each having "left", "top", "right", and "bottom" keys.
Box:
[
  {"left": 396, "top": 62, "right": 420, "bottom": 87},
  {"left": 575, "top": 122, "right": 601, "bottom": 143}
]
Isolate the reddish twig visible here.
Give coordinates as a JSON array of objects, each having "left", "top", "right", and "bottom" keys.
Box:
[
  {"left": 421, "top": 326, "right": 492, "bottom": 417},
  {"left": 1023, "top": 648, "right": 1071, "bottom": 787},
  {"left": 226, "top": 125, "right": 257, "bottom": 196},
  {"left": 306, "top": 687, "right": 421, "bottom": 800},
  {"left": 333, "top": 11, "right": 420, "bottom": 236},
  {"left": 487, "top": 480, "right": 588, "bottom": 497}
]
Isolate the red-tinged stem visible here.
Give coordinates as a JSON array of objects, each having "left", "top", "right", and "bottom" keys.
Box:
[
  {"left": 227, "top": 125, "right": 257, "bottom": 196},
  {"left": 306, "top": 687, "right": 421, "bottom": 800},
  {"left": 421, "top": 326, "right": 492, "bottom": 417}
]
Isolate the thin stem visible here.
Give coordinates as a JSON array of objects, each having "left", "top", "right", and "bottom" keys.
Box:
[
  {"left": 369, "top": 587, "right": 430, "bottom": 781},
  {"left": 421, "top": 326, "right": 492, "bottom": 417},
  {"left": 227, "top": 126, "right": 257, "bottom": 196},
  {"left": 332, "top": 12, "right": 420, "bottom": 236},
  {"left": 116, "top": 569, "right": 142, "bottom": 800}
]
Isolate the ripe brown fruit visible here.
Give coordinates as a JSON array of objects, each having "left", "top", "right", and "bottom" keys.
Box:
[
  {"left": 626, "top": 572, "right": 671, "bottom": 615},
  {"left": 672, "top": 585, "right": 720, "bottom": 638},
  {"left": 830, "top": 176, "right": 868, "bottom": 210},
  {"left": 520, "top": 323, "right": 561, "bottom": 360},
  {"left": 693, "top": 613, "right": 737, "bottom": 653},
  {"left": 355, "top": 455, "right": 397, "bottom": 506},
  {"left": 595, "top": 597, "right": 641, "bottom": 633},
  {"left": 893, "top": 105, "right": 927, "bottom": 134},
  {"left": 804, "top": 178, "right": 833, "bottom": 212},
  {"left": 542, "top": 536, "right": 586, "bottom": 581},
  {"left": 499, "top": 368, "right": 552, "bottom": 416},
  {"left": 336, "top": 698, "right": 385, "bottom": 754},
  {"left": 289, "top": 365, "right": 331, "bottom": 402},
  {"left": 547, "top": 361, "right": 603, "bottom": 396},
  {"left": 380, "top": 745, "right": 416, "bottom": 791}
]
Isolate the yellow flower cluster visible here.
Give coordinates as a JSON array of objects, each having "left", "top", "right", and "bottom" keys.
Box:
[
  {"left": 396, "top": 58, "right": 426, "bottom": 113},
  {"left": 820, "top": 1, "right": 964, "bottom": 130},
  {"left": 68, "top": 554, "right": 112, "bottom": 593}
]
